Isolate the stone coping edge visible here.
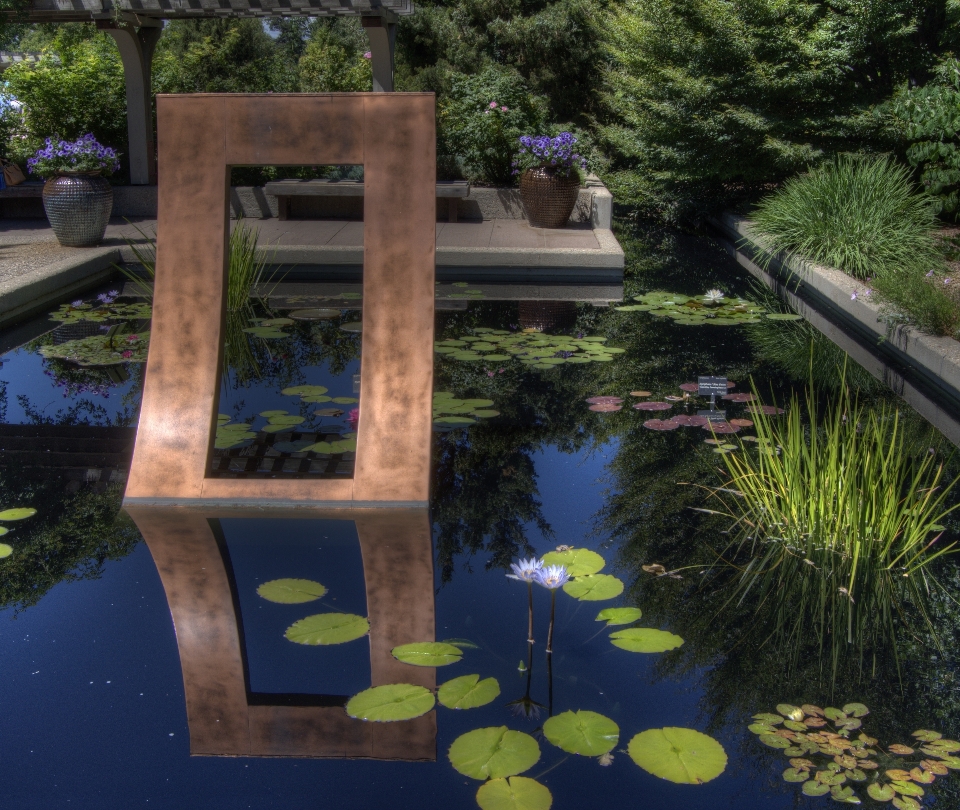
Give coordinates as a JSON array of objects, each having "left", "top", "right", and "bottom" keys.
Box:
[
  {"left": 0, "top": 246, "right": 119, "bottom": 329},
  {"left": 710, "top": 212, "right": 960, "bottom": 400}
]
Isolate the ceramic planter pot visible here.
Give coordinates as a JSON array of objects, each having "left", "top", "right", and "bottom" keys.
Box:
[
  {"left": 519, "top": 167, "right": 581, "bottom": 228},
  {"left": 42, "top": 172, "right": 113, "bottom": 247}
]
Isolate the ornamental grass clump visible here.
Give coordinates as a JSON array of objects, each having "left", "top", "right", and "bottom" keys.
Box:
[
  {"left": 712, "top": 381, "right": 959, "bottom": 679},
  {"left": 750, "top": 155, "right": 943, "bottom": 281},
  {"left": 27, "top": 134, "right": 119, "bottom": 177}
]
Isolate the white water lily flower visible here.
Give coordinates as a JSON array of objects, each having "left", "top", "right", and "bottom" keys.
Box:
[
  {"left": 506, "top": 557, "right": 543, "bottom": 582},
  {"left": 703, "top": 289, "right": 725, "bottom": 302}
]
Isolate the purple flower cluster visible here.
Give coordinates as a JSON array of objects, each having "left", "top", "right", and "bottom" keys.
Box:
[
  {"left": 28, "top": 134, "right": 120, "bottom": 177},
  {"left": 513, "top": 132, "right": 587, "bottom": 178}
]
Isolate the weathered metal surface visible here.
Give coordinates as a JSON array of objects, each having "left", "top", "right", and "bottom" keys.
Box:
[
  {"left": 124, "top": 93, "right": 436, "bottom": 506},
  {"left": 127, "top": 506, "right": 436, "bottom": 759}
]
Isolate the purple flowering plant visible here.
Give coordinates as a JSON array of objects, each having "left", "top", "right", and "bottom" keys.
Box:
[
  {"left": 513, "top": 132, "right": 587, "bottom": 180},
  {"left": 28, "top": 134, "right": 120, "bottom": 178}
]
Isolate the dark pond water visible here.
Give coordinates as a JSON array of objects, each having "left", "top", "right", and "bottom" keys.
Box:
[{"left": 1, "top": 222, "right": 959, "bottom": 809}]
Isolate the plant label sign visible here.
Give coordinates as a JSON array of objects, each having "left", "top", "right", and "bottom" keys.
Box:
[
  {"left": 698, "top": 376, "right": 728, "bottom": 397},
  {"left": 698, "top": 409, "right": 727, "bottom": 422}
]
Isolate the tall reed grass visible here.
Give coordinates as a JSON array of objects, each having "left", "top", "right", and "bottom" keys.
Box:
[
  {"left": 751, "top": 154, "right": 943, "bottom": 280},
  {"left": 711, "top": 381, "right": 959, "bottom": 680},
  {"left": 120, "top": 220, "right": 277, "bottom": 382}
]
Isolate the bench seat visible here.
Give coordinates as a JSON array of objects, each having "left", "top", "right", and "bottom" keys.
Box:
[
  {"left": 0, "top": 181, "right": 43, "bottom": 199},
  {"left": 264, "top": 178, "right": 470, "bottom": 222}
]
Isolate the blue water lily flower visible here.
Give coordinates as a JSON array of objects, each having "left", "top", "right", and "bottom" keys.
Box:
[
  {"left": 536, "top": 565, "right": 571, "bottom": 590},
  {"left": 507, "top": 557, "right": 544, "bottom": 583}
]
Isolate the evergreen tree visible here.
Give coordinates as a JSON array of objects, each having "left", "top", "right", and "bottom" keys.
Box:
[{"left": 600, "top": 0, "right": 960, "bottom": 223}]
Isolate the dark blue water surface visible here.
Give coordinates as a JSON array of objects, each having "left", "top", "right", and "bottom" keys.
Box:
[{"left": 0, "top": 225, "right": 958, "bottom": 810}]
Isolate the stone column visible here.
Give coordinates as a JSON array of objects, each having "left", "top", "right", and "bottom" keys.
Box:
[
  {"left": 361, "top": 15, "right": 396, "bottom": 92},
  {"left": 99, "top": 19, "right": 162, "bottom": 185}
]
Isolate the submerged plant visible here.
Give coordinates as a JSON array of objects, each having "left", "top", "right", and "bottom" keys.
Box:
[
  {"left": 712, "top": 382, "right": 960, "bottom": 678},
  {"left": 749, "top": 702, "right": 960, "bottom": 806}
]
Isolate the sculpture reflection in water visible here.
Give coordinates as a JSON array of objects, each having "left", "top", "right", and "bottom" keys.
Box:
[{"left": 126, "top": 507, "right": 436, "bottom": 760}]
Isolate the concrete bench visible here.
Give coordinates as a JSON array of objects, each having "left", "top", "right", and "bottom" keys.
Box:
[
  {"left": 264, "top": 178, "right": 470, "bottom": 222},
  {"left": 0, "top": 180, "right": 43, "bottom": 199}
]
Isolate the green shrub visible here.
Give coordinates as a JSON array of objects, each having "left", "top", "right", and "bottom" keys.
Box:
[
  {"left": 889, "top": 57, "right": 960, "bottom": 219},
  {"left": 751, "top": 155, "right": 943, "bottom": 280},
  {"left": 298, "top": 23, "right": 370, "bottom": 92},
  {"left": 2, "top": 31, "right": 126, "bottom": 174},
  {"left": 871, "top": 270, "right": 960, "bottom": 338},
  {"left": 440, "top": 66, "right": 548, "bottom": 186}
]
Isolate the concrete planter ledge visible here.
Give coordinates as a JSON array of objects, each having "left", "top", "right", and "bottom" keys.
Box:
[{"left": 710, "top": 211, "right": 960, "bottom": 404}]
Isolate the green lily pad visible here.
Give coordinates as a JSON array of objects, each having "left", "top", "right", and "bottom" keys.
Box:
[
  {"left": 0, "top": 508, "right": 36, "bottom": 521},
  {"left": 435, "top": 416, "right": 477, "bottom": 426},
  {"left": 244, "top": 326, "right": 288, "bottom": 338},
  {"left": 282, "top": 385, "right": 329, "bottom": 396},
  {"left": 627, "top": 727, "right": 727, "bottom": 784},
  {"left": 891, "top": 782, "right": 924, "bottom": 797},
  {"left": 331, "top": 397, "right": 359, "bottom": 405},
  {"left": 783, "top": 768, "right": 808, "bottom": 783},
  {"left": 595, "top": 607, "right": 642, "bottom": 626},
  {"left": 0, "top": 543, "right": 12, "bottom": 558},
  {"left": 609, "top": 628, "right": 684, "bottom": 653},
  {"left": 472, "top": 410, "right": 500, "bottom": 418},
  {"left": 476, "top": 777, "right": 552, "bottom": 810},
  {"left": 830, "top": 785, "right": 860, "bottom": 803},
  {"left": 259, "top": 410, "right": 289, "bottom": 417},
  {"left": 563, "top": 574, "right": 624, "bottom": 601},
  {"left": 345, "top": 683, "right": 435, "bottom": 722},
  {"left": 802, "top": 781, "right": 830, "bottom": 796},
  {"left": 267, "top": 415, "right": 306, "bottom": 425},
  {"left": 543, "top": 710, "right": 619, "bottom": 756},
  {"left": 843, "top": 703, "right": 869, "bottom": 718},
  {"left": 261, "top": 424, "right": 298, "bottom": 433},
  {"left": 758, "top": 734, "right": 792, "bottom": 749},
  {"left": 867, "top": 783, "right": 896, "bottom": 801},
  {"left": 257, "top": 578, "right": 327, "bottom": 604},
  {"left": 751, "top": 713, "right": 783, "bottom": 725},
  {"left": 284, "top": 613, "right": 369, "bottom": 645},
  {"left": 448, "top": 727, "right": 541, "bottom": 780},
  {"left": 438, "top": 674, "right": 500, "bottom": 710},
  {"left": 340, "top": 322, "right": 363, "bottom": 332},
  {"left": 392, "top": 642, "right": 463, "bottom": 667},
  {"left": 541, "top": 548, "right": 605, "bottom": 577}
]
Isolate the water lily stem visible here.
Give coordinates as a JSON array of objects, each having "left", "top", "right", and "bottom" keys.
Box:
[
  {"left": 527, "top": 581, "right": 535, "bottom": 644},
  {"left": 546, "top": 589, "right": 556, "bottom": 654}
]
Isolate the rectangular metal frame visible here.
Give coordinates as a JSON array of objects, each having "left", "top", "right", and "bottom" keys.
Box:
[{"left": 124, "top": 94, "right": 436, "bottom": 507}]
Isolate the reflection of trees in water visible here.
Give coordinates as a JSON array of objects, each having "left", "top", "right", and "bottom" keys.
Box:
[{"left": 0, "top": 469, "right": 140, "bottom": 613}]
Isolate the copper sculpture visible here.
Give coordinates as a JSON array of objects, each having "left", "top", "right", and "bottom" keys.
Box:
[
  {"left": 127, "top": 506, "right": 436, "bottom": 759},
  {"left": 124, "top": 94, "right": 436, "bottom": 507}
]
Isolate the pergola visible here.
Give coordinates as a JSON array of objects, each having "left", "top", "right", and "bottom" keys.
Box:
[{"left": 3, "top": 0, "right": 413, "bottom": 184}]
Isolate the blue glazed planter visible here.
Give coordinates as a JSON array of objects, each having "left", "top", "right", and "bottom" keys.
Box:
[{"left": 42, "top": 172, "right": 113, "bottom": 247}]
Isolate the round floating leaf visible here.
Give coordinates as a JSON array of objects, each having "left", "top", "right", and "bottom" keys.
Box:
[
  {"left": 260, "top": 410, "right": 289, "bottom": 417},
  {"left": 802, "top": 781, "right": 830, "bottom": 797},
  {"left": 267, "top": 415, "right": 306, "bottom": 426},
  {"left": 543, "top": 710, "right": 619, "bottom": 756},
  {"left": 759, "top": 734, "right": 792, "bottom": 749},
  {"left": 0, "top": 543, "right": 11, "bottom": 558},
  {"left": 288, "top": 308, "right": 340, "bottom": 320},
  {"left": 752, "top": 713, "right": 784, "bottom": 725},
  {"left": 595, "top": 607, "right": 642, "bottom": 626},
  {"left": 627, "top": 727, "right": 727, "bottom": 784},
  {"left": 438, "top": 674, "right": 500, "bottom": 710},
  {"left": 392, "top": 642, "right": 463, "bottom": 667},
  {"left": 285, "top": 613, "right": 369, "bottom": 645},
  {"left": 777, "top": 704, "right": 804, "bottom": 722},
  {"left": 563, "top": 574, "right": 624, "bottom": 601},
  {"left": 0, "top": 508, "right": 36, "bottom": 521},
  {"left": 783, "top": 768, "right": 808, "bottom": 783},
  {"left": 462, "top": 399, "right": 495, "bottom": 408},
  {"left": 448, "top": 727, "right": 541, "bottom": 780},
  {"left": 912, "top": 730, "right": 943, "bottom": 742},
  {"left": 609, "top": 627, "right": 684, "bottom": 653},
  {"left": 748, "top": 723, "right": 778, "bottom": 735},
  {"left": 0, "top": 527, "right": 7, "bottom": 537},
  {"left": 331, "top": 397, "right": 359, "bottom": 405},
  {"left": 472, "top": 410, "right": 500, "bottom": 418},
  {"left": 843, "top": 703, "right": 869, "bottom": 718},
  {"left": 257, "top": 578, "right": 327, "bottom": 604},
  {"left": 541, "top": 548, "right": 605, "bottom": 577},
  {"left": 889, "top": 745, "right": 915, "bottom": 755},
  {"left": 282, "top": 384, "right": 329, "bottom": 396},
  {"left": 476, "top": 777, "right": 552, "bottom": 810},
  {"left": 892, "top": 798, "right": 921, "bottom": 810},
  {"left": 345, "top": 683, "right": 435, "bottom": 722},
  {"left": 340, "top": 322, "right": 363, "bottom": 332},
  {"left": 435, "top": 416, "right": 477, "bottom": 426}
]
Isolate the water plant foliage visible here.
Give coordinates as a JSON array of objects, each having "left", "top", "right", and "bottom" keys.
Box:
[
  {"left": 711, "top": 381, "right": 960, "bottom": 675},
  {"left": 448, "top": 726, "right": 541, "bottom": 780},
  {"left": 627, "top": 727, "right": 728, "bottom": 784},
  {"left": 256, "top": 578, "right": 327, "bottom": 604},
  {"left": 435, "top": 327, "right": 624, "bottom": 370},
  {"left": 345, "top": 684, "right": 436, "bottom": 722},
  {"left": 749, "top": 702, "right": 960, "bottom": 805},
  {"left": 609, "top": 627, "right": 684, "bottom": 653},
  {"left": 284, "top": 613, "right": 370, "bottom": 645},
  {"left": 616, "top": 290, "right": 767, "bottom": 326},
  {"left": 392, "top": 642, "right": 464, "bottom": 667},
  {"left": 438, "top": 674, "right": 501, "bottom": 710},
  {"left": 475, "top": 776, "right": 552, "bottom": 810},
  {"left": 542, "top": 710, "right": 619, "bottom": 756}
]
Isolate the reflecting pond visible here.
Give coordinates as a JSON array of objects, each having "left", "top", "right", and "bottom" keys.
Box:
[{"left": 0, "top": 221, "right": 958, "bottom": 808}]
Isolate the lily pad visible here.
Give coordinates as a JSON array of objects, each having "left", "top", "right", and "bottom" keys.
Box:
[
  {"left": 284, "top": 613, "right": 369, "bottom": 645},
  {"left": 563, "top": 574, "right": 624, "bottom": 601},
  {"left": 609, "top": 628, "right": 684, "bottom": 653},
  {"left": 802, "top": 781, "right": 830, "bottom": 796},
  {"left": 282, "top": 385, "right": 329, "bottom": 396},
  {"left": 0, "top": 508, "right": 36, "bottom": 521},
  {"left": 448, "top": 727, "right": 541, "bottom": 780},
  {"left": 627, "top": 727, "right": 727, "bottom": 784},
  {"left": 595, "top": 607, "right": 642, "bottom": 626},
  {"left": 345, "top": 683, "right": 435, "bottom": 722},
  {"left": 438, "top": 674, "right": 500, "bottom": 710},
  {"left": 543, "top": 710, "right": 619, "bottom": 756},
  {"left": 0, "top": 544, "right": 12, "bottom": 558},
  {"left": 340, "top": 322, "right": 363, "bottom": 333},
  {"left": 476, "top": 777, "right": 552, "bottom": 810},
  {"left": 288, "top": 308, "right": 341, "bottom": 320},
  {"left": 392, "top": 642, "right": 463, "bottom": 667},
  {"left": 541, "top": 548, "right": 605, "bottom": 577},
  {"left": 257, "top": 578, "right": 327, "bottom": 604}
]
